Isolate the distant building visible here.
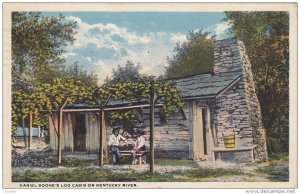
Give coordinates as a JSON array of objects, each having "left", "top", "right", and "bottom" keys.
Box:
[{"left": 13, "top": 127, "right": 42, "bottom": 143}]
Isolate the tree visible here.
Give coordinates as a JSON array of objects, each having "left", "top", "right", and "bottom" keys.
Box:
[
  {"left": 104, "top": 60, "right": 142, "bottom": 84},
  {"left": 26, "top": 60, "right": 98, "bottom": 104},
  {"left": 12, "top": 88, "right": 46, "bottom": 148},
  {"left": 165, "top": 29, "right": 214, "bottom": 78},
  {"left": 12, "top": 12, "right": 77, "bottom": 82},
  {"left": 65, "top": 63, "right": 98, "bottom": 86},
  {"left": 224, "top": 12, "right": 289, "bottom": 156},
  {"left": 35, "top": 62, "right": 99, "bottom": 87}
]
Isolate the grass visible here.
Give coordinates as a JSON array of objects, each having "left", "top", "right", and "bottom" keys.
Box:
[
  {"left": 12, "top": 159, "right": 243, "bottom": 182},
  {"left": 255, "top": 159, "right": 289, "bottom": 182},
  {"left": 60, "top": 158, "right": 107, "bottom": 167},
  {"left": 13, "top": 144, "right": 290, "bottom": 182},
  {"left": 170, "top": 168, "right": 244, "bottom": 182},
  {"left": 12, "top": 167, "right": 243, "bottom": 182},
  {"left": 155, "top": 159, "right": 198, "bottom": 167},
  {"left": 256, "top": 165, "right": 289, "bottom": 182},
  {"left": 61, "top": 157, "right": 197, "bottom": 168},
  {"left": 13, "top": 156, "right": 290, "bottom": 182}
]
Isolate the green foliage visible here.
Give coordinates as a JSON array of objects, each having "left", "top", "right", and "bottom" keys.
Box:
[
  {"left": 102, "top": 79, "right": 184, "bottom": 126},
  {"left": 11, "top": 77, "right": 183, "bottom": 139},
  {"left": 11, "top": 78, "right": 88, "bottom": 142},
  {"left": 104, "top": 79, "right": 183, "bottom": 114},
  {"left": 35, "top": 62, "right": 99, "bottom": 87},
  {"left": 35, "top": 78, "right": 88, "bottom": 111},
  {"left": 105, "top": 81, "right": 150, "bottom": 101},
  {"left": 165, "top": 29, "right": 214, "bottom": 78},
  {"left": 12, "top": 12, "right": 77, "bottom": 81},
  {"left": 64, "top": 63, "right": 98, "bottom": 86},
  {"left": 224, "top": 12, "right": 289, "bottom": 155},
  {"left": 104, "top": 60, "right": 142, "bottom": 85},
  {"left": 12, "top": 88, "right": 47, "bottom": 131},
  {"left": 109, "top": 111, "right": 138, "bottom": 127},
  {"left": 268, "top": 153, "right": 288, "bottom": 162}
]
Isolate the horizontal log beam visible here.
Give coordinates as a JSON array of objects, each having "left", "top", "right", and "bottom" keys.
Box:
[{"left": 60, "top": 104, "right": 164, "bottom": 113}]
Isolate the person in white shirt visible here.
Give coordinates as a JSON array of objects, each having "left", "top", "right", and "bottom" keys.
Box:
[
  {"left": 109, "top": 126, "right": 126, "bottom": 164},
  {"left": 131, "top": 130, "right": 146, "bottom": 164}
]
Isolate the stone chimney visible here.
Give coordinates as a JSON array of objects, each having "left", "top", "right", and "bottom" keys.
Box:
[
  {"left": 213, "top": 38, "right": 243, "bottom": 75},
  {"left": 212, "top": 38, "right": 268, "bottom": 162}
]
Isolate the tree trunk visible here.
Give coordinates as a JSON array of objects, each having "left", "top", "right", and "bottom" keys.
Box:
[
  {"left": 149, "top": 80, "right": 155, "bottom": 174},
  {"left": 28, "top": 111, "right": 33, "bottom": 149},
  {"left": 57, "top": 107, "right": 63, "bottom": 165},
  {"left": 99, "top": 109, "right": 104, "bottom": 166},
  {"left": 22, "top": 116, "right": 27, "bottom": 148}
]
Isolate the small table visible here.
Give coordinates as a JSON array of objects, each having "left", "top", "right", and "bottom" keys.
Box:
[
  {"left": 212, "top": 145, "right": 258, "bottom": 162},
  {"left": 119, "top": 150, "right": 148, "bottom": 165}
]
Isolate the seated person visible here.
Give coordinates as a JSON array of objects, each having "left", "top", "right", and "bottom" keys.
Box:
[
  {"left": 108, "top": 126, "right": 127, "bottom": 165},
  {"left": 118, "top": 128, "right": 132, "bottom": 150},
  {"left": 119, "top": 128, "right": 132, "bottom": 138},
  {"left": 119, "top": 128, "right": 132, "bottom": 150},
  {"left": 130, "top": 130, "right": 146, "bottom": 164}
]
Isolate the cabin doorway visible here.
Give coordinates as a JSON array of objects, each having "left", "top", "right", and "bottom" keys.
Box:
[
  {"left": 73, "top": 114, "right": 87, "bottom": 151},
  {"left": 192, "top": 104, "right": 212, "bottom": 160}
]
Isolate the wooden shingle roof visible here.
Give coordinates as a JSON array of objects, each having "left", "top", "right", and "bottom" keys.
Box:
[{"left": 170, "top": 72, "right": 241, "bottom": 99}]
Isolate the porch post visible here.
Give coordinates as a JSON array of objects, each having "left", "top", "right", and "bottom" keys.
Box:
[
  {"left": 57, "top": 107, "right": 63, "bottom": 165},
  {"left": 22, "top": 116, "right": 27, "bottom": 148},
  {"left": 28, "top": 111, "right": 33, "bottom": 149},
  {"left": 149, "top": 78, "right": 155, "bottom": 174},
  {"left": 99, "top": 109, "right": 104, "bottom": 166}
]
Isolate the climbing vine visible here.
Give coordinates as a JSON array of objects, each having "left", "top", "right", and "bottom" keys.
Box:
[
  {"left": 12, "top": 78, "right": 184, "bottom": 134},
  {"left": 95, "top": 80, "right": 184, "bottom": 126},
  {"left": 11, "top": 88, "right": 46, "bottom": 143},
  {"left": 12, "top": 77, "right": 183, "bottom": 165},
  {"left": 108, "top": 110, "right": 138, "bottom": 128}
]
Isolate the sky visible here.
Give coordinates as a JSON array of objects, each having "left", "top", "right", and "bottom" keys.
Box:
[{"left": 42, "top": 12, "right": 232, "bottom": 84}]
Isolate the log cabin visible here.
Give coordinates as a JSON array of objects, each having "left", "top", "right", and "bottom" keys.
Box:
[{"left": 48, "top": 38, "right": 268, "bottom": 163}]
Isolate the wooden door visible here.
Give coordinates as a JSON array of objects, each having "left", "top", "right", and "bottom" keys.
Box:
[
  {"left": 73, "top": 114, "right": 86, "bottom": 151},
  {"left": 192, "top": 103, "right": 212, "bottom": 160}
]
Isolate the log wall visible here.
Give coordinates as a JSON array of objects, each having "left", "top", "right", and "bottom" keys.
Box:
[{"left": 105, "top": 102, "right": 191, "bottom": 159}]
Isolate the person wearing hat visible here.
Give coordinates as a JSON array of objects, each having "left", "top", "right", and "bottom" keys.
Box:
[
  {"left": 109, "top": 126, "right": 127, "bottom": 165},
  {"left": 131, "top": 130, "right": 146, "bottom": 164}
]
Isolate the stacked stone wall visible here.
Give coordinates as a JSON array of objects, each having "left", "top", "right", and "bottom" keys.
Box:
[
  {"left": 213, "top": 38, "right": 268, "bottom": 162},
  {"left": 213, "top": 81, "right": 254, "bottom": 149},
  {"left": 237, "top": 41, "right": 268, "bottom": 161}
]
